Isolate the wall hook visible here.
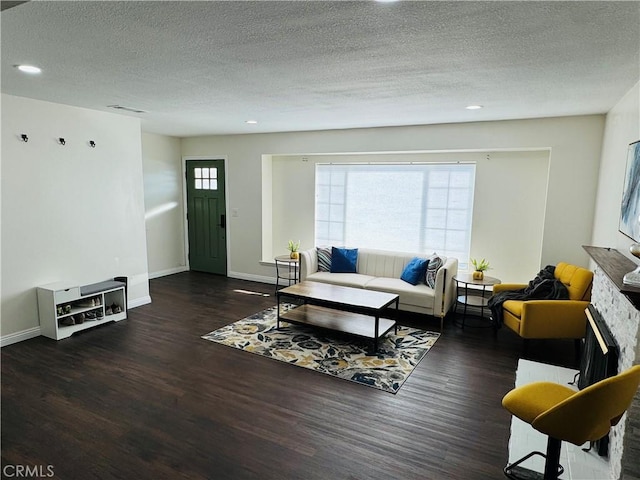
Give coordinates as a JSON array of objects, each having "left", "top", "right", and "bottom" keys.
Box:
[
  {"left": 58, "top": 137, "right": 66, "bottom": 145},
  {"left": 89, "top": 140, "right": 96, "bottom": 148},
  {"left": 20, "top": 134, "right": 28, "bottom": 142}
]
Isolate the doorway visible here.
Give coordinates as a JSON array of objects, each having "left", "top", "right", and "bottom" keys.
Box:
[{"left": 185, "top": 159, "right": 227, "bottom": 275}]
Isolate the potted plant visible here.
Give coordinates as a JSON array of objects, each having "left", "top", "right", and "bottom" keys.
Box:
[
  {"left": 471, "top": 258, "right": 490, "bottom": 280},
  {"left": 288, "top": 240, "right": 301, "bottom": 259}
]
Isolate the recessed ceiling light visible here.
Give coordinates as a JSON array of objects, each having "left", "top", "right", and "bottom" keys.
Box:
[
  {"left": 16, "top": 64, "right": 42, "bottom": 74},
  {"left": 466, "top": 105, "right": 483, "bottom": 110},
  {"left": 246, "top": 120, "right": 258, "bottom": 124}
]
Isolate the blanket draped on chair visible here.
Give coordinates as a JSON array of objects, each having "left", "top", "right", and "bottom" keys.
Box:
[{"left": 488, "top": 265, "right": 569, "bottom": 328}]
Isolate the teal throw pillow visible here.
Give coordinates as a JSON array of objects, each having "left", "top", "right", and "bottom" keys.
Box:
[
  {"left": 401, "top": 257, "right": 429, "bottom": 285},
  {"left": 330, "top": 247, "right": 358, "bottom": 273}
]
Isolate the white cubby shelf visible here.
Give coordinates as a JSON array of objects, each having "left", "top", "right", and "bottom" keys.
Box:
[{"left": 37, "top": 279, "right": 127, "bottom": 340}]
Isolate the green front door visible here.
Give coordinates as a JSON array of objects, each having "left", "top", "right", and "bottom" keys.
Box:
[{"left": 186, "top": 159, "right": 227, "bottom": 275}]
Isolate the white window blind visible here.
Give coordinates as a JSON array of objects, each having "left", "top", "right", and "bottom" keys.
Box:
[{"left": 315, "top": 163, "right": 476, "bottom": 269}]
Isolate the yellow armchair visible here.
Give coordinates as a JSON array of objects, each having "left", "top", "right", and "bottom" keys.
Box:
[{"left": 492, "top": 262, "right": 593, "bottom": 341}]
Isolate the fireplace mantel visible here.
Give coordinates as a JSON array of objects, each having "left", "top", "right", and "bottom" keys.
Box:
[{"left": 583, "top": 245, "right": 640, "bottom": 310}]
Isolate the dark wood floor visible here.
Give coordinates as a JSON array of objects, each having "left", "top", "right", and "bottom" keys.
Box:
[{"left": 1, "top": 272, "right": 578, "bottom": 480}]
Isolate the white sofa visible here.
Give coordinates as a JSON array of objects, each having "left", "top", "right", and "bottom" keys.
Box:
[{"left": 299, "top": 248, "right": 458, "bottom": 329}]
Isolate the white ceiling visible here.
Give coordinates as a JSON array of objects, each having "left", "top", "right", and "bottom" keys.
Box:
[{"left": 2, "top": 1, "right": 639, "bottom": 137}]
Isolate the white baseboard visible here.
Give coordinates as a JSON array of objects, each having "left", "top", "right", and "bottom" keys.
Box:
[
  {"left": 0, "top": 295, "right": 151, "bottom": 348},
  {"left": 148, "top": 268, "right": 275, "bottom": 286},
  {"left": 1, "top": 326, "right": 42, "bottom": 347},
  {"left": 148, "top": 266, "right": 189, "bottom": 280},
  {"left": 1, "top": 296, "right": 151, "bottom": 348},
  {"left": 128, "top": 295, "right": 152, "bottom": 309},
  {"left": 228, "top": 271, "right": 275, "bottom": 285}
]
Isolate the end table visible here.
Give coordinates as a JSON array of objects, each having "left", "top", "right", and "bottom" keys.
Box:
[
  {"left": 274, "top": 255, "right": 299, "bottom": 295},
  {"left": 453, "top": 274, "right": 501, "bottom": 328}
]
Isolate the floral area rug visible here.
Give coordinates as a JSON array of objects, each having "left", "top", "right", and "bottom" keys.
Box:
[{"left": 202, "top": 305, "right": 440, "bottom": 394}]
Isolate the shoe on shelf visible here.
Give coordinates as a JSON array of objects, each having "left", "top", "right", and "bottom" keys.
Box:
[
  {"left": 73, "top": 313, "right": 85, "bottom": 324},
  {"left": 105, "top": 306, "right": 113, "bottom": 316},
  {"left": 76, "top": 298, "right": 95, "bottom": 308},
  {"left": 97, "top": 310, "right": 104, "bottom": 319},
  {"left": 112, "top": 304, "right": 122, "bottom": 314},
  {"left": 59, "top": 317, "right": 74, "bottom": 326},
  {"left": 85, "top": 310, "right": 97, "bottom": 320}
]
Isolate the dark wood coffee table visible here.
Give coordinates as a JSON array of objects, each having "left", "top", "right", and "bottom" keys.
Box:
[{"left": 276, "top": 281, "right": 399, "bottom": 353}]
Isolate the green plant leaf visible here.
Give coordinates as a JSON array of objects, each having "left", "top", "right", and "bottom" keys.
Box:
[{"left": 471, "top": 257, "right": 490, "bottom": 271}]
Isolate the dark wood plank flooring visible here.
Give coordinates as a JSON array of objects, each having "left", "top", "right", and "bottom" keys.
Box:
[{"left": 1, "top": 272, "right": 577, "bottom": 479}]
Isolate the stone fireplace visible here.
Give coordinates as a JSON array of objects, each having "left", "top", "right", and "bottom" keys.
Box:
[{"left": 585, "top": 246, "right": 640, "bottom": 479}]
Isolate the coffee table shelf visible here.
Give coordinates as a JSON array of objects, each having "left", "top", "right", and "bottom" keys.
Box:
[
  {"left": 276, "top": 281, "right": 399, "bottom": 352},
  {"left": 280, "top": 304, "right": 396, "bottom": 340}
]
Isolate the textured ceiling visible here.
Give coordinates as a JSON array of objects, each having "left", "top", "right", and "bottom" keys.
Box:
[{"left": 2, "top": 1, "right": 639, "bottom": 137}]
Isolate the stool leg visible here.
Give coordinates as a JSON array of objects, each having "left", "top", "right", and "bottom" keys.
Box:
[
  {"left": 543, "top": 437, "right": 562, "bottom": 480},
  {"left": 504, "top": 437, "right": 564, "bottom": 480}
]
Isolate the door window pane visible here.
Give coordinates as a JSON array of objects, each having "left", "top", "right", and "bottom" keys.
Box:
[{"left": 193, "top": 166, "right": 219, "bottom": 190}]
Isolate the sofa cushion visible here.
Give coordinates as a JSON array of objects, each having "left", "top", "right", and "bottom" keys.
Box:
[
  {"left": 331, "top": 247, "right": 358, "bottom": 273},
  {"left": 317, "top": 247, "right": 332, "bottom": 272},
  {"left": 365, "top": 277, "right": 435, "bottom": 308},
  {"left": 355, "top": 249, "right": 431, "bottom": 277},
  {"left": 425, "top": 254, "right": 443, "bottom": 288},
  {"left": 400, "top": 257, "right": 429, "bottom": 285},
  {"left": 305, "top": 272, "right": 376, "bottom": 289}
]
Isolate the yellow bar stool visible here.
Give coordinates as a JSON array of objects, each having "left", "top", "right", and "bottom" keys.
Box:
[{"left": 502, "top": 365, "right": 640, "bottom": 479}]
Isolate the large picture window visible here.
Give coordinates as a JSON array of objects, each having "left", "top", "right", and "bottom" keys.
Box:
[{"left": 315, "top": 163, "right": 476, "bottom": 269}]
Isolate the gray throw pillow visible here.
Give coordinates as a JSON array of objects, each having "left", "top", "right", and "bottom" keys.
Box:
[
  {"left": 425, "top": 254, "right": 443, "bottom": 288},
  {"left": 317, "top": 247, "right": 332, "bottom": 272}
]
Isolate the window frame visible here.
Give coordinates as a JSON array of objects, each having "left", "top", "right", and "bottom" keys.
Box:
[{"left": 314, "top": 162, "right": 476, "bottom": 269}]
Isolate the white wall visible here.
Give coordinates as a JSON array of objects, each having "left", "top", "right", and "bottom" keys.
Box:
[
  {"left": 472, "top": 150, "right": 549, "bottom": 282},
  {"left": 588, "top": 81, "right": 640, "bottom": 480},
  {"left": 270, "top": 150, "right": 549, "bottom": 283},
  {"left": 141, "top": 132, "right": 187, "bottom": 278},
  {"left": 1, "top": 94, "right": 151, "bottom": 343},
  {"left": 592, "top": 81, "right": 640, "bottom": 257},
  {"left": 181, "top": 115, "right": 604, "bottom": 284}
]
